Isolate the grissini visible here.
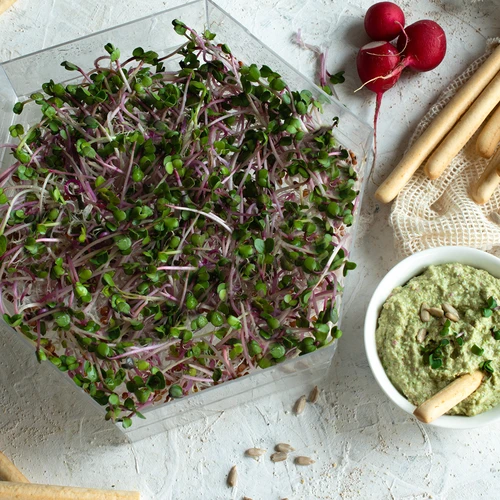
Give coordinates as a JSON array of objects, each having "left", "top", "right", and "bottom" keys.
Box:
[
  {"left": 477, "top": 105, "right": 500, "bottom": 158},
  {"left": 0, "top": 452, "right": 29, "bottom": 483},
  {"left": 0, "top": 0, "right": 16, "bottom": 16},
  {"left": 375, "top": 44, "right": 500, "bottom": 204},
  {"left": 424, "top": 72, "right": 500, "bottom": 179},
  {"left": 472, "top": 145, "right": 500, "bottom": 204},
  {"left": 0, "top": 482, "right": 140, "bottom": 499},
  {"left": 413, "top": 370, "right": 483, "bottom": 423}
]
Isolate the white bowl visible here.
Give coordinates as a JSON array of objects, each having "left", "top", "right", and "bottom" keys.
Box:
[{"left": 364, "top": 246, "right": 500, "bottom": 429}]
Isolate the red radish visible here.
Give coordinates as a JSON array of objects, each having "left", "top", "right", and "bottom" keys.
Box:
[
  {"left": 356, "top": 41, "right": 402, "bottom": 151},
  {"left": 397, "top": 20, "right": 447, "bottom": 72},
  {"left": 364, "top": 2, "right": 405, "bottom": 41}
]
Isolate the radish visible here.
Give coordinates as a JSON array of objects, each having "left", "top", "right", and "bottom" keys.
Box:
[
  {"left": 356, "top": 41, "right": 402, "bottom": 151},
  {"left": 364, "top": 2, "right": 405, "bottom": 41},
  {"left": 397, "top": 20, "right": 447, "bottom": 72}
]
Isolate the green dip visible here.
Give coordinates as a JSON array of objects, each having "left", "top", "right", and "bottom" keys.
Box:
[{"left": 376, "top": 263, "right": 500, "bottom": 416}]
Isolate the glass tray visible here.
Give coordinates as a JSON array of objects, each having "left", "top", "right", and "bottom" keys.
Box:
[{"left": 0, "top": 0, "right": 373, "bottom": 441}]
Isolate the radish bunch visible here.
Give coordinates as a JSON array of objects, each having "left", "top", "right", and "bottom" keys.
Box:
[{"left": 356, "top": 2, "right": 447, "bottom": 154}]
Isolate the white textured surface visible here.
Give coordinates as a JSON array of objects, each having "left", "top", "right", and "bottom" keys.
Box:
[{"left": 1, "top": 1, "right": 500, "bottom": 499}]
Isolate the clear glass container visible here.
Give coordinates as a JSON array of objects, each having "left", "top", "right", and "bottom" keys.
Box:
[{"left": 0, "top": 0, "right": 373, "bottom": 441}]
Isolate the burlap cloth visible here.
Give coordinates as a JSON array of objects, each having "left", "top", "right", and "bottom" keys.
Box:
[{"left": 390, "top": 40, "right": 500, "bottom": 257}]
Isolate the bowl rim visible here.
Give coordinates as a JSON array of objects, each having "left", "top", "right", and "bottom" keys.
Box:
[{"left": 364, "top": 246, "right": 500, "bottom": 429}]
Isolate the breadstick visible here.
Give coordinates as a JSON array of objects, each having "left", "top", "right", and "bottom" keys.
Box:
[
  {"left": 0, "top": 0, "right": 17, "bottom": 16},
  {"left": 477, "top": 105, "right": 500, "bottom": 158},
  {"left": 0, "top": 452, "right": 29, "bottom": 483},
  {"left": 472, "top": 144, "right": 500, "bottom": 204},
  {"left": 0, "top": 482, "right": 140, "bottom": 499},
  {"left": 413, "top": 370, "right": 483, "bottom": 423},
  {"left": 425, "top": 72, "right": 500, "bottom": 179},
  {"left": 375, "top": 44, "right": 500, "bottom": 203}
]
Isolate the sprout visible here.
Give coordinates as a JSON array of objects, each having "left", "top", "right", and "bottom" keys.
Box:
[{"left": 0, "top": 21, "right": 360, "bottom": 429}]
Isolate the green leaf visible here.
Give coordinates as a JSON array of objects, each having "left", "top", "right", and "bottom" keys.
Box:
[
  {"left": 102, "top": 272, "right": 115, "bottom": 287},
  {"left": 483, "top": 308, "right": 493, "bottom": 318},
  {"left": 270, "top": 78, "right": 286, "bottom": 91},
  {"left": 147, "top": 371, "right": 166, "bottom": 391},
  {"left": 53, "top": 311, "right": 71, "bottom": 328},
  {"left": 264, "top": 238, "right": 274, "bottom": 254},
  {"left": 13, "top": 102, "right": 24, "bottom": 114},
  {"left": 269, "top": 343, "right": 285, "bottom": 359},
  {"left": 172, "top": 19, "right": 187, "bottom": 35},
  {"left": 0, "top": 235, "right": 7, "bottom": 257},
  {"left": 329, "top": 71, "right": 345, "bottom": 85},
  {"left": 61, "top": 61, "right": 78, "bottom": 71},
  {"left": 97, "top": 342, "right": 111, "bottom": 358},
  {"left": 3, "top": 313, "right": 23, "bottom": 327},
  {"left": 108, "top": 394, "right": 120, "bottom": 405},
  {"left": 104, "top": 43, "right": 120, "bottom": 62},
  {"left": 114, "top": 235, "right": 132, "bottom": 252},
  {"left": 248, "top": 340, "right": 262, "bottom": 356},
  {"left": 9, "top": 124, "right": 24, "bottom": 137},
  {"left": 122, "top": 417, "right": 133, "bottom": 429},
  {"left": 84, "top": 361, "right": 99, "bottom": 382},
  {"left": 254, "top": 238, "right": 265, "bottom": 254},
  {"left": 169, "top": 384, "right": 183, "bottom": 398},
  {"left": 84, "top": 116, "right": 100, "bottom": 129},
  {"left": 203, "top": 29, "right": 216, "bottom": 40}
]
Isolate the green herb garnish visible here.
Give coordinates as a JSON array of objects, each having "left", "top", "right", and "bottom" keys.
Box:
[
  {"left": 471, "top": 344, "right": 484, "bottom": 356},
  {"left": 480, "top": 360, "right": 494, "bottom": 374}
]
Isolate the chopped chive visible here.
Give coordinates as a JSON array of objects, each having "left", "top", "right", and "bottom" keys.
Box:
[{"left": 471, "top": 344, "right": 484, "bottom": 356}]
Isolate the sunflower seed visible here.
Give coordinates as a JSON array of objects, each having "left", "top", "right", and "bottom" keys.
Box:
[
  {"left": 294, "top": 456, "right": 315, "bottom": 466},
  {"left": 420, "top": 303, "right": 431, "bottom": 322},
  {"left": 445, "top": 312, "right": 459, "bottom": 322},
  {"left": 308, "top": 385, "right": 320, "bottom": 403},
  {"left": 245, "top": 447, "right": 266, "bottom": 458},
  {"left": 227, "top": 465, "right": 237, "bottom": 487},
  {"left": 427, "top": 307, "right": 444, "bottom": 318},
  {"left": 271, "top": 452, "right": 288, "bottom": 462},
  {"left": 416, "top": 328, "right": 427, "bottom": 343},
  {"left": 243, "top": 497, "right": 253, "bottom": 500},
  {"left": 442, "top": 303, "right": 459, "bottom": 318},
  {"left": 294, "top": 395, "right": 307, "bottom": 415},
  {"left": 275, "top": 443, "right": 295, "bottom": 453}
]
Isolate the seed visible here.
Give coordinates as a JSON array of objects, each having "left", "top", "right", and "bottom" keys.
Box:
[
  {"left": 294, "top": 456, "right": 315, "bottom": 466},
  {"left": 271, "top": 452, "right": 288, "bottom": 462},
  {"left": 308, "top": 385, "right": 320, "bottom": 403},
  {"left": 227, "top": 465, "right": 237, "bottom": 487},
  {"left": 445, "top": 312, "right": 459, "bottom": 322},
  {"left": 442, "top": 303, "right": 460, "bottom": 318},
  {"left": 420, "top": 303, "right": 430, "bottom": 322},
  {"left": 275, "top": 443, "right": 295, "bottom": 453},
  {"left": 416, "top": 328, "right": 427, "bottom": 343},
  {"left": 243, "top": 497, "right": 253, "bottom": 500},
  {"left": 294, "top": 395, "right": 307, "bottom": 415},
  {"left": 245, "top": 447, "right": 266, "bottom": 458},
  {"left": 427, "top": 307, "right": 444, "bottom": 318}
]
